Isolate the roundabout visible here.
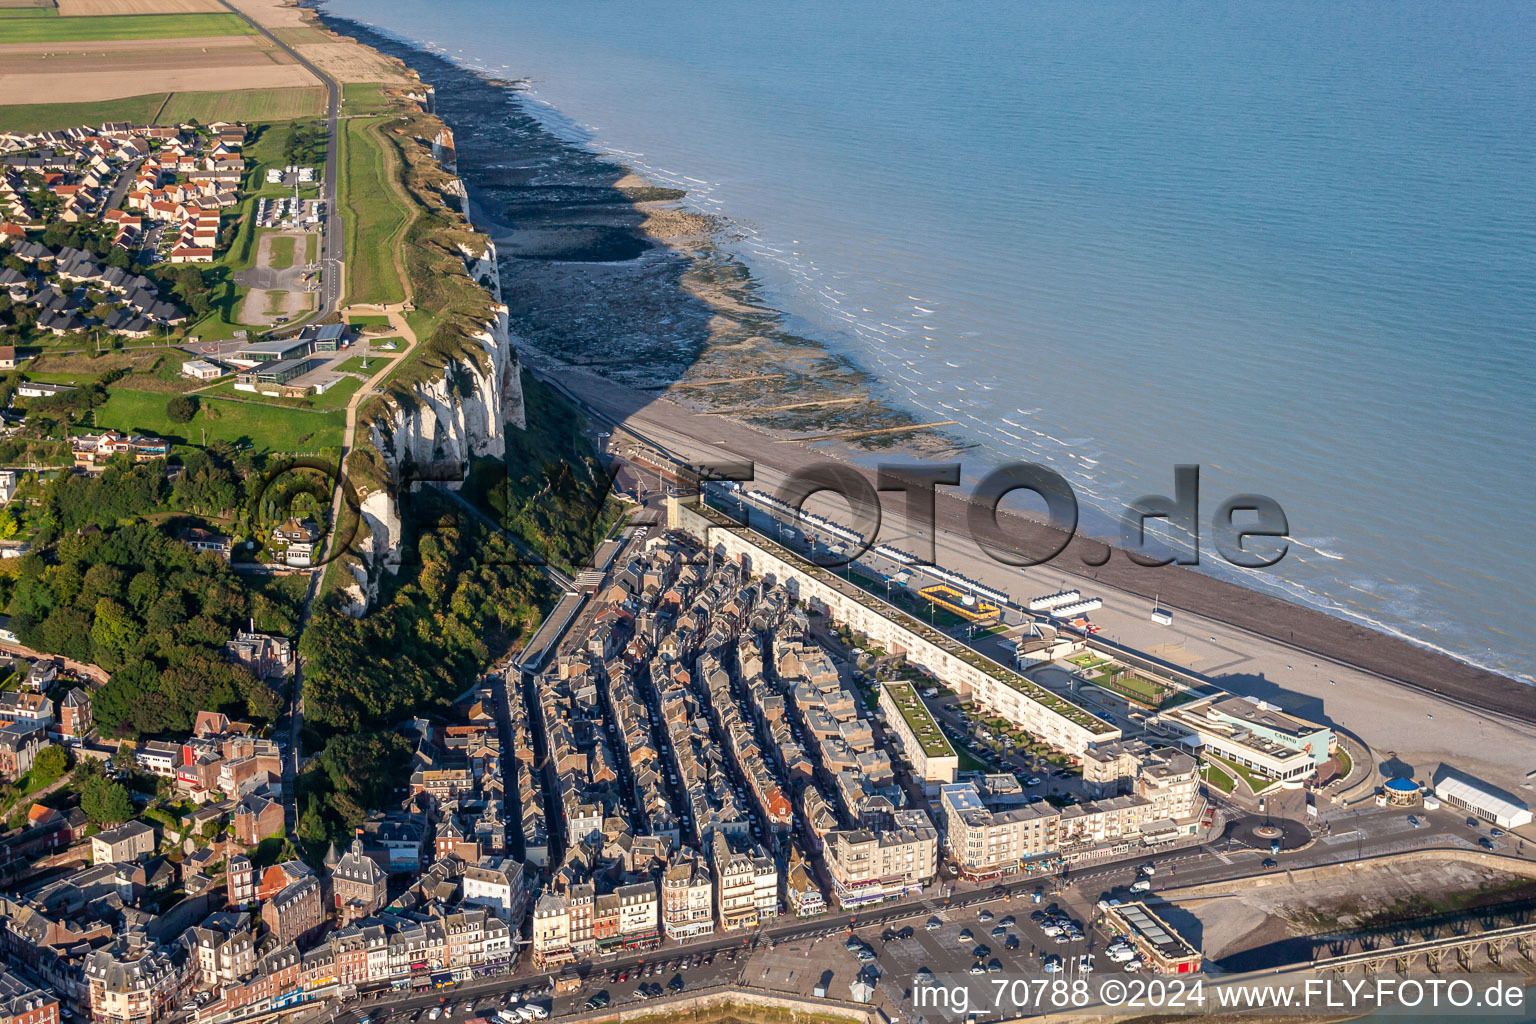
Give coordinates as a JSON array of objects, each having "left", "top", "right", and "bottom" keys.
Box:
[{"left": 1222, "top": 813, "right": 1311, "bottom": 852}]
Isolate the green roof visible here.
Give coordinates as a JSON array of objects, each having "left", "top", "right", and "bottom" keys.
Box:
[
  {"left": 693, "top": 499, "right": 1114, "bottom": 736},
  {"left": 882, "top": 681, "right": 956, "bottom": 759}
]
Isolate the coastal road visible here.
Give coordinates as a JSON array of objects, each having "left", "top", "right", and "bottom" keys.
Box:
[
  {"left": 221, "top": 0, "right": 344, "bottom": 323},
  {"left": 522, "top": 353, "right": 1536, "bottom": 815}
]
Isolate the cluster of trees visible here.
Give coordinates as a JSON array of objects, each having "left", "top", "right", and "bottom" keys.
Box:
[
  {"left": 152, "top": 265, "right": 213, "bottom": 318},
  {"left": 39, "top": 460, "right": 168, "bottom": 535},
  {"left": 34, "top": 445, "right": 250, "bottom": 538},
  {"left": 481, "top": 373, "right": 622, "bottom": 573},
  {"left": 0, "top": 521, "right": 300, "bottom": 736},
  {"left": 166, "top": 395, "right": 199, "bottom": 424},
  {"left": 295, "top": 500, "right": 551, "bottom": 845},
  {"left": 16, "top": 368, "right": 126, "bottom": 437}
]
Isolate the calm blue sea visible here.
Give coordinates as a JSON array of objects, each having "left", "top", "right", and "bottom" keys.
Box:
[{"left": 324, "top": 0, "right": 1536, "bottom": 682}]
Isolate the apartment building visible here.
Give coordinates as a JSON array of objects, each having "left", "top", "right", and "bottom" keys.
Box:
[
  {"left": 661, "top": 848, "right": 715, "bottom": 942},
  {"left": 821, "top": 809, "right": 938, "bottom": 908}
]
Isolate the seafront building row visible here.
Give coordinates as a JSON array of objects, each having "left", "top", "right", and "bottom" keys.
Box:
[
  {"left": 0, "top": 502, "right": 1221, "bottom": 1024},
  {"left": 668, "top": 497, "right": 1118, "bottom": 753}
]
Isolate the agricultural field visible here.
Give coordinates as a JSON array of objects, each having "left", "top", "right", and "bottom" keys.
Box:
[
  {"left": 0, "top": 10, "right": 250, "bottom": 40},
  {"left": 56, "top": 0, "right": 222, "bottom": 12},
  {"left": 158, "top": 86, "right": 325, "bottom": 123},
  {"left": 1, "top": 29, "right": 317, "bottom": 106},
  {"left": 0, "top": 93, "right": 167, "bottom": 133},
  {"left": 338, "top": 118, "right": 411, "bottom": 305},
  {"left": 96, "top": 385, "right": 345, "bottom": 455}
]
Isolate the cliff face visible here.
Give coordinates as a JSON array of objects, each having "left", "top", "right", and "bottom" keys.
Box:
[{"left": 342, "top": 241, "right": 527, "bottom": 614}]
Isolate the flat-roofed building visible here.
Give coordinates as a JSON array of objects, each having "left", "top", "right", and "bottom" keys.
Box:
[
  {"left": 879, "top": 681, "right": 958, "bottom": 790},
  {"left": 1160, "top": 693, "right": 1332, "bottom": 783},
  {"left": 938, "top": 782, "right": 1057, "bottom": 879},
  {"left": 1104, "top": 901, "right": 1202, "bottom": 974},
  {"left": 1434, "top": 772, "right": 1533, "bottom": 829},
  {"left": 822, "top": 809, "right": 937, "bottom": 908},
  {"left": 180, "top": 359, "right": 221, "bottom": 380},
  {"left": 233, "top": 337, "right": 310, "bottom": 363}
]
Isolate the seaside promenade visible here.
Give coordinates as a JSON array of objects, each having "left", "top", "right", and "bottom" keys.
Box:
[{"left": 522, "top": 350, "right": 1536, "bottom": 806}]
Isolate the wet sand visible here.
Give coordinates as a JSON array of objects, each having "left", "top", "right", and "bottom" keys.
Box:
[
  {"left": 324, "top": 15, "right": 1536, "bottom": 792},
  {"left": 533, "top": 353, "right": 1536, "bottom": 797}
]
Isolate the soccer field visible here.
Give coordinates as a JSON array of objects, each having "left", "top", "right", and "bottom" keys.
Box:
[{"left": 0, "top": 11, "right": 251, "bottom": 41}]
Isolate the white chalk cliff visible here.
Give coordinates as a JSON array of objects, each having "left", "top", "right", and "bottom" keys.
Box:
[{"left": 342, "top": 241, "right": 526, "bottom": 614}]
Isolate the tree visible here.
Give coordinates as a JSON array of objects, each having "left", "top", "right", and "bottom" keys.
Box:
[
  {"left": 165, "top": 395, "right": 199, "bottom": 424},
  {"left": 80, "top": 776, "right": 134, "bottom": 825},
  {"left": 30, "top": 744, "right": 69, "bottom": 787}
]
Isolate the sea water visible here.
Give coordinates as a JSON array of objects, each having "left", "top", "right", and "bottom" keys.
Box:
[{"left": 323, "top": 0, "right": 1536, "bottom": 682}]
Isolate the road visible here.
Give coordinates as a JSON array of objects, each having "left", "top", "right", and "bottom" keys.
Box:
[
  {"left": 218, "top": 0, "right": 351, "bottom": 821},
  {"left": 220, "top": 0, "right": 343, "bottom": 323}
]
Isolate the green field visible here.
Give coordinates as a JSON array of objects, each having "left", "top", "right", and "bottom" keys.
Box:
[
  {"left": 0, "top": 7, "right": 57, "bottom": 18},
  {"left": 347, "top": 315, "right": 391, "bottom": 328},
  {"left": 0, "top": 93, "right": 168, "bottom": 134},
  {"left": 304, "top": 234, "right": 318, "bottom": 264},
  {"left": 95, "top": 386, "right": 344, "bottom": 455},
  {"left": 159, "top": 87, "right": 325, "bottom": 124},
  {"left": 341, "top": 82, "right": 402, "bottom": 115},
  {"left": 338, "top": 118, "right": 410, "bottom": 305},
  {"left": 0, "top": 11, "right": 252, "bottom": 42},
  {"left": 268, "top": 235, "right": 296, "bottom": 270}
]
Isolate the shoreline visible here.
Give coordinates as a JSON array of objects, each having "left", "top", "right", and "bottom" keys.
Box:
[{"left": 318, "top": 16, "right": 1536, "bottom": 734}]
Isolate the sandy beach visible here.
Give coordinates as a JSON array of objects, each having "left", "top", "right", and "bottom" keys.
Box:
[
  {"left": 531, "top": 352, "right": 1536, "bottom": 801},
  {"left": 325, "top": 15, "right": 1536, "bottom": 800}
]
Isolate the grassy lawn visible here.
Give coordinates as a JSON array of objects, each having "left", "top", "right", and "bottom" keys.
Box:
[
  {"left": 0, "top": 93, "right": 168, "bottom": 133},
  {"left": 268, "top": 235, "right": 296, "bottom": 270},
  {"left": 1335, "top": 747, "right": 1353, "bottom": 778},
  {"left": 1208, "top": 753, "right": 1276, "bottom": 795},
  {"left": 0, "top": 12, "right": 252, "bottom": 42},
  {"left": 341, "top": 82, "right": 402, "bottom": 115},
  {"left": 304, "top": 234, "right": 318, "bottom": 264},
  {"left": 335, "top": 354, "right": 393, "bottom": 374},
  {"left": 347, "top": 314, "right": 392, "bottom": 328},
  {"left": 1201, "top": 758, "right": 1236, "bottom": 795},
  {"left": 159, "top": 87, "right": 325, "bottom": 124},
  {"left": 338, "top": 118, "right": 409, "bottom": 305},
  {"left": 308, "top": 376, "right": 362, "bottom": 410},
  {"left": 95, "top": 386, "right": 344, "bottom": 455}
]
